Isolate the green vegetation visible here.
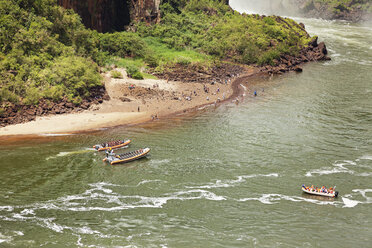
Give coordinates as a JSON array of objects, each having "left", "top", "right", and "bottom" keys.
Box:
[
  {"left": 125, "top": 65, "right": 144, "bottom": 80},
  {"left": 313, "top": 0, "right": 372, "bottom": 13},
  {"left": 0, "top": 0, "right": 315, "bottom": 108},
  {"left": 110, "top": 70, "right": 123, "bottom": 79},
  {"left": 137, "top": 0, "right": 312, "bottom": 66},
  {"left": 0, "top": 0, "right": 103, "bottom": 105}
]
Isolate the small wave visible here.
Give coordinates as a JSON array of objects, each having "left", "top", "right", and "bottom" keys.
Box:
[
  {"left": 149, "top": 159, "right": 170, "bottom": 166},
  {"left": 136, "top": 180, "right": 165, "bottom": 186},
  {"left": 46, "top": 149, "right": 95, "bottom": 160},
  {"left": 0, "top": 234, "right": 12, "bottom": 244},
  {"left": 358, "top": 172, "right": 372, "bottom": 177},
  {"left": 305, "top": 160, "right": 357, "bottom": 177},
  {"left": 306, "top": 157, "right": 372, "bottom": 177},
  {"left": 352, "top": 189, "right": 372, "bottom": 201},
  {"left": 0, "top": 206, "right": 14, "bottom": 212},
  {"left": 169, "top": 189, "right": 226, "bottom": 201},
  {"left": 305, "top": 167, "right": 350, "bottom": 177},
  {"left": 359, "top": 155, "right": 372, "bottom": 161},
  {"left": 20, "top": 209, "right": 35, "bottom": 216},
  {"left": 340, "top": 189, "right": 372, "bottom": 208},
  {"left": 186, "top": 173, "right": 279, "bottom": 189},
  {"left": 14, "top": 231, "right": 23, "bottom": 236}
]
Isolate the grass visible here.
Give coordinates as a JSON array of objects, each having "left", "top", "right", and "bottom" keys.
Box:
[
  {"left": 143, "top": 37, "right": 211, "bottom": 65},
  {"left": 142, "top": 73, "right": 159, "bottom": 79},
  {"left": 106, "top": 37, "right": 213, "bottom": 78}
]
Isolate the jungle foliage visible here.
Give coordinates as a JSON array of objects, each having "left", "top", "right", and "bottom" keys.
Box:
[{"left": 0, "top": 0, "right": 313, "bottom": 107}]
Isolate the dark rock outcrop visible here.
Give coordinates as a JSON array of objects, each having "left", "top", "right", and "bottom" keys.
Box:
[
  {"left": 0, "top": 87, "right": 107, "bottom": 127},
  {"left": 57, "top": 0, "right": 162, "bottom": 32},
  {"left": 57, "top": 0, "right": 232, "bottom": 32},
  {"left": 261, "top": 37, "right": 331, "bottom": 75}
]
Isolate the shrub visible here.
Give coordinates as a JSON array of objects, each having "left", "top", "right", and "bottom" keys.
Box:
[
  {"left": 125, "top": 65, "right": 143, "bottom": 80},
  {"left": 131, "top": 71, "right": 144, "bottom": 80},
  {"left": 98, "top": 32, "right": 147, "bottom": 58},
  {"left": 111, "top": 70, "right": 123, "bottom": 79},
  {"left": 43, "top": 85, "right": 64, "bottom": 101},
  {"left": 24, "top": 86, "right": 41, "bottom": 105},
  {"left": 144, "top": 53, "right": 159, "bottom": 67},
  {"left": 258, "top": 49, "right": 281, "bottom": 65},
  {"left": 175, "top": 56, "right": 192, "bottom": 66},
  {"left": 0, "top": 88, "right": 19, "bottom": 103}
]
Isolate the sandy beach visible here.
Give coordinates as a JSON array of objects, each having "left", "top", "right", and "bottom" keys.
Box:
[{"left": 0, "top": 67, "right": 258, "bottom": 136}]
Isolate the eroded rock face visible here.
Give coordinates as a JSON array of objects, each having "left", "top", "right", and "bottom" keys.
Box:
[
  {"left": 57, "top": 0, "right": 232, "bottom": 32},
  {"left": 58, "top": 0, "right": 132, "bottom": 32},
  {"left": 57, "top": 0, "right": 163, "bottom": 32}
]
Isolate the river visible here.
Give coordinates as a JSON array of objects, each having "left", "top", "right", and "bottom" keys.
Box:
[{"left": 1, "top": 6, "right": 372, "bottom": 248}]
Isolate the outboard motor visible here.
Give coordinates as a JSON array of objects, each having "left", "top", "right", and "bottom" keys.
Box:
[
  {"left": 105, "top": 149, "right": 115, "bottom": 157},
  {"left": 335, "top": 191, "right": 339, "bottom": 198},
  {"left": 94, "top": 144, "right": 103, "bottom": 150}
]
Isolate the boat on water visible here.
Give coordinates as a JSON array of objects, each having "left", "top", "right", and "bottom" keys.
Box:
[
  {"left": 302, "top": 185, "right": 338, "bottom": 198},
  {"left": 93, "top": 139, "right": 131, "bottom": 151},
  {"left": 103, "top": 148, "right": 150, "bottom": 165}
]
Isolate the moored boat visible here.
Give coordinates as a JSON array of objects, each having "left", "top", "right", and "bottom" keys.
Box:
[
  {"left": 93, "top": 139, "right": 131, "bottom": 151},
  {"left": 103, "top": 148, "right": 150, "bottom": 165},
  {"left": 302, "top": 185, "right": 338, "bottom": 198}
]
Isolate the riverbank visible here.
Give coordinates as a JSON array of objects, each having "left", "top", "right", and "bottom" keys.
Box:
[
  {"left": 0, "top": 66, "right": 257, "bottom": 137},
  {"left": 0, "top": 36, "right": 330, "bottom": 137}
]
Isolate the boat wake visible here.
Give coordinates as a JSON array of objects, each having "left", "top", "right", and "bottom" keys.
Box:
[
  {"left": 237, "top": 189, "right": 372, "bottom": 208},
  {"left": 238, "top": 193, "right": 337, "bottom": 206},
  {"left": 45, "top": 148, "right": 95, "bottom": 160}
]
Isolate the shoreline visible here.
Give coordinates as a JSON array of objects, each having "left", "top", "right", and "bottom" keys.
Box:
[
  {"left": 0, "top": 67, "right": 260, "bottom": 138},
  {"left": 0, "top": 36, "right": 330, "bottom": 139}
]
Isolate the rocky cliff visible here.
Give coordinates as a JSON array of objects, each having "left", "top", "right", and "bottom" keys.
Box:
[
  {"left": 58, "top": 0, "right": 230, "bottom": 32},
  {"left": 57, "top": 0, "right": 161, "bottom": 32}
]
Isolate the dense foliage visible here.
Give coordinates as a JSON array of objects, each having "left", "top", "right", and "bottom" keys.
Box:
[
  {"left": 137, "top": 0, "right": 312, "bottom": 65},
  {"left": 0, "top": 0, "right": 314, "bottom": 109},
  {"left": 0, "top": 0, "right": 149, "bottom": 107},
  {"left": 1, "top": 0, "right": 100, "bottom": 105}
]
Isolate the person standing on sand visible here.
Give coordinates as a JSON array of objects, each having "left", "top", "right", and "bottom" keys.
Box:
[{"left": 138, "top": 106, "right": 140, "bottom": 112}]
